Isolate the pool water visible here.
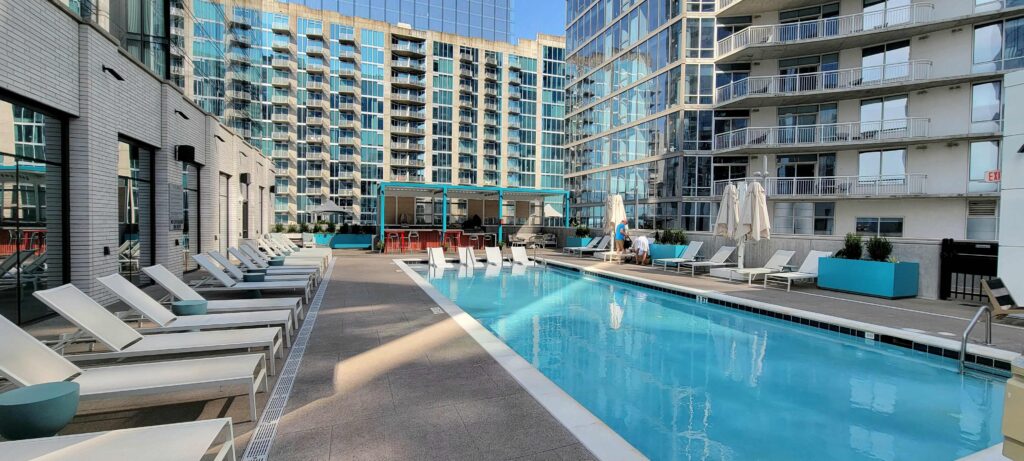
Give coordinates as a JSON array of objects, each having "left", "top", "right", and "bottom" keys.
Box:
[{"left": 421, "top": 265, "right": 1006, "bottom": 461}]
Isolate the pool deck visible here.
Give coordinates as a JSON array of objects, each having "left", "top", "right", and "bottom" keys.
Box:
[
  {"left": 533, "top": 249, "right": 1024, "bottom": 353},
  {"left": 13, "top": 248, "right": 1022, "bottom": 460}
]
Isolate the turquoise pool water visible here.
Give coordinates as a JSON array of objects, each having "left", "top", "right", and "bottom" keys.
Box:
[{"left": 421, "top": 265, "right": 1006, "bottom": 461}]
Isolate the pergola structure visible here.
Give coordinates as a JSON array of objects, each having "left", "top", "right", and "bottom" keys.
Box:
[{"left": 376, "top": 182, "right": 570, "bottom": 242}]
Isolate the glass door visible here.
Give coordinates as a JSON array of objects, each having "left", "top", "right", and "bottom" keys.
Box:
[{"left": 117, "top": 141, "right": 152, "bottom": 286}]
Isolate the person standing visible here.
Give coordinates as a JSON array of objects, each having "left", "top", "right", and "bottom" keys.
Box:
[{"left": 614, "top": 218, "right": 628, "bottom": 252}]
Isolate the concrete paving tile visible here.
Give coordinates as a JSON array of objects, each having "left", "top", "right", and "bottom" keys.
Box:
[
  {"left": 456, "top": 393, "right": 580, "bottom": 459},
  {"left": 382, "top": 406, "right": 484, "bottom": 460},
  {"left": 328, "top": 415, "right": 386, "bottom": 461},
  {"left": 513, "top": 443, "right": 598, "bottom": 461},
  {"left": 387, "top": 363, "right": 502, "bottom": 410},
  {"left": 268, "top": 426, "right": 332, "bottom": 461}
]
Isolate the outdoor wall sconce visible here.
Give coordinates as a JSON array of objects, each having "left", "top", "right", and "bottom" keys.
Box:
[{"left": 101, "top": 65, "right": 124, "bottom": 81}]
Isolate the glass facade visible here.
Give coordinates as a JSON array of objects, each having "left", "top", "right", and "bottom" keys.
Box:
[{"left": 280, "top": 0, "right": 514, "bottom": 42}]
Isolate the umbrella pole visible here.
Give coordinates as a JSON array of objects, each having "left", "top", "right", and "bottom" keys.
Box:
[{"left": 738, "top": 235, "right": 746, "bottom": 269}]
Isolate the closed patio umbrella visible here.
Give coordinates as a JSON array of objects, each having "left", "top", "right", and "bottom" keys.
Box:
[
  {"left": 735, "top": 182, "right": 771, "bottom": 268},
  {"left": 604, "top": 195, "right": 627, "bottom": 242},
  {"left": 714, "top": 183, "right": 739, "bottom": 238}
]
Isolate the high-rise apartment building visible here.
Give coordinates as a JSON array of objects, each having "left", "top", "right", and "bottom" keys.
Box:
[
  {"left": 566, "top": 0, "right": 1019, "bottom": 246},
  {"left": 278, "top": 0, "right": 515, "bottom": 42},
  {"left": 171, "top": 0, "right": 564, "bottom": 225}
]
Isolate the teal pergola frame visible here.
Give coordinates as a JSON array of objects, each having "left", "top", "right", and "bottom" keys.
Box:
[{"left": 377, "top": 182, "right": 570, "bottom": 243}]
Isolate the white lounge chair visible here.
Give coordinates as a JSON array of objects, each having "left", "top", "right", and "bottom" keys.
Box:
[
  {"left": 98, "top": 273, "right": 295, "bottom": 346},
  {"left": 563, "top": 236, "right": 604, "bottom": 255},
  {"left": 0, "top": 315, "right": 268, "bottom": 421},
  {"left": 240, "top": 242, "right": 324, "bottom": 272},
  {"left": 208, "top": 251, "right": 315, "bottom": 284},
  {"left": 458, "top": 247, "right": 484, "bottom": 268},
  {"left": 229, "top": 247, "right": 321, "bottom": 281},
  {"left": 428, "top": 247, "right": 454, "bottom": 269},
  {"left": 679, "top": 246, "right": 737, "bottom": 276},
  {"left": 142, "top": 264, "right": 305, "bottom": 320},
  {"left": 192, "top": 254, "right": 312, "bottom": 303},
  {"left": 654, "top": 241, "right": 704, "bottom": 271},
  {"left": 0, "top": 418, "right": 238, "bottom": 461},
  {"left": 484, "top": 247, "right": 507, "bottom": 266},
  {"left": 575, "top": 237, "right": 610, "bottom": 258},
  {"left": 33, "top": 284, "right": 284, "bottom": 373},
  {"left": 245, "top": 239, "right": 326, "bottom": 270},
  {"left": 729, "top": 250, "right": 796, "bottom": 285},
  {"left": 510, "top": 246, "right": 536, "bottom": 266},
  {"left": 268, "top": 234, "right": 332, "bottom": 261},
  {"left": 764, "top": 250, "right": 833, "bottom": 291}
]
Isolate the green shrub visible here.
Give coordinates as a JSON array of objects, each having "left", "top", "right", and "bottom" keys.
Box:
[
  {"left": 835, "top": 233, "right": 863, "bottom": 260},
  {"left": 657, "top": 229, "right": 689, "bottom": 245},
  {"left": 575, "top": 225, "right": 591, "bottom": 237},
  {"left": 326, "top": 221, "right": 337, "bottom": 233},
  {"left": 286, "top": 224, "right": 299, "bottom": 233},
  {"left": 866, "top": 236, "right": 893, "bottom": 262},
  {"left": 298, "top": 222, "right": 310, "bottom": 233},
  {"left": 272, "top": 223, "right": 285, "bottom": 233}
]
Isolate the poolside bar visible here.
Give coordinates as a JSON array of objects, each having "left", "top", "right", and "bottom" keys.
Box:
[{"left": 376, "top": 182, "right": 570, "bottom": 252}]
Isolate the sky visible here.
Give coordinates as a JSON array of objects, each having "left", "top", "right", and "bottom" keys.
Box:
[{"left": 513, "top": 0, "right": 567, "bottom": 40}]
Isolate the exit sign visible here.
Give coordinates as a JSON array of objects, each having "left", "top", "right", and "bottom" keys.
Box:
[{"left": 985, "top": 170, "right": 1001, "bottom": 182}]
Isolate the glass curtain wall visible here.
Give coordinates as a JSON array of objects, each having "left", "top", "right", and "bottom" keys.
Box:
[
  {"left": 0, "top": 101, "right": 66, "bottom": 324},
  {"left": 118, "top": 141, "right": 153, "bottom": 285}
]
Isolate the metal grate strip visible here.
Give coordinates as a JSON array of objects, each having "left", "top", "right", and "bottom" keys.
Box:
[{"left": 242, "top": 258, "right": 336, "bottom": 461}]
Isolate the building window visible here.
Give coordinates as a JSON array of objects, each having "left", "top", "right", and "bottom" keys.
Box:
[
  {"left": 973, "top": 17, "right": 1024, "bottom": 72},
  {"left": 966, "top": 199, "right": 999, "bottom": 241},
  {"left": 856, "top": 217, "right": 904, "bottom": 237},
  {"left": 182, "top": 163, "right": 200, "bottom": 272},
  {"left": 968, "top": 140, "right": 1000, "bottom": 193},
  {"left": 971, "top": 81, "right": 1002, "bottom": 133},
  {"left": 680, "top": 201, "right": 713, "bottom": 232},
  {"left": 858, "top": 149, "right": 906, "bottom": 179},
  {"left": 218, "top": 174, "right": 229, "bottom": 252},
  {"left": 773, "top": 202, "right": 834, "bottom": 235},
  {"left": 118, "top": 140, "right": 153, "bottom": 285}
]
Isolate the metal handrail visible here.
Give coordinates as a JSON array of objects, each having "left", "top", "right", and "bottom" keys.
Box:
[
  {"left": 716, "top": 61, "right": 932, "bottom": 103},
  {"left": 959, "top": 305, "right": 993, "bottom": 373}
]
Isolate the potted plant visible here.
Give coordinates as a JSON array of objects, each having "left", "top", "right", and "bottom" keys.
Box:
[
  {"left": 649, "top": 229, "right": 689, "bottom": 261},
  {"left": 566, "top": 225, "right": 593, "bottom": 248},
  {"left": 818, "top": 233, "right": 919, "bottom": 298},
  {"left": 328, "top": 222, "right": 373, "bottom": 249},
  {"left": 272, "top": 223, "right": 285, "bottom": 233}
]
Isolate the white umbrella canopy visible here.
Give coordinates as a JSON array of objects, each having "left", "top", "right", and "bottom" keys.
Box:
[
  {"left": 734, "top": 182, "right": 771, "bottom": 268},
  {"left": 714, "top": 183, "right": 739, "bottom": 238},
  {"left": 604, "top": 194, "right": 627, "bottom": 238}
]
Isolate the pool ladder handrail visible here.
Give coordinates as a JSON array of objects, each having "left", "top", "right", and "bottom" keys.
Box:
[{"left": 959, "top": 305, "right": 993, "bottom": 373}]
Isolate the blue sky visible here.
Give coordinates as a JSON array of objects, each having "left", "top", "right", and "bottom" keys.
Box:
[{"left": 513, "top": 0, "right": 567, "bottom": 40}]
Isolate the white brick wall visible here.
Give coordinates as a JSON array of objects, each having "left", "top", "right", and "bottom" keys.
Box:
[{"left": 1, "top": 0, "right": 271, "bottom": 305}]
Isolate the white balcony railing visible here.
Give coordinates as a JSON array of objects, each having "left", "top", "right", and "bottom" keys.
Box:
[
  {"left": 717, "top": 4, "right": 934, "bottom": 57},
  {"left": 712, "top": 174, "right": 928, "bottom": 198},
  {"left": 717, "top": 61, "right": 932, "bottom": 104},
  {"left": 714, "top": 118, "right": 930, "bottom": 151}
]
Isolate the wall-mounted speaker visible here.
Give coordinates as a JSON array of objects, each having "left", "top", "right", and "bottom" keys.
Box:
[
  {"left": 240, "top": 173, "right": 251, "bottom": 185},
  {"left": 176, "top": 145, "right": 199, "bottom": 164}
]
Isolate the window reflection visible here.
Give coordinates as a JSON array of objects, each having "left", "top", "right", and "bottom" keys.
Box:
[
  {"left": 182, "top": 163, "right": 200, "bottom": 271},
  {"left": 118, "top": 141, "right": 152, "bottom": 285}
]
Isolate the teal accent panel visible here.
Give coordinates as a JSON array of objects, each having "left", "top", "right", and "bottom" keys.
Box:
[
  {"left": 649, "top": 244, "right": 687, "bottom": 261},
  {"left": 566, "top": 237, "right": 593, "bottom": 248},
  {"left": 817, "top": 258, "right": 919, "bottom": 299}
]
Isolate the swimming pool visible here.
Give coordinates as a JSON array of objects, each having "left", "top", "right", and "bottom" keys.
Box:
[{"left": 420, "top": 265, "right": 1006, "bottom": 461}]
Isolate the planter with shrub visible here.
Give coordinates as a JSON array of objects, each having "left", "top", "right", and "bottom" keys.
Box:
[
  {"left": 566, "top": 225, "right": 593, "bottom": 248},
  {"left": 817, "top": 233, "right": 919, "bottom": 299},
  {"left": 649, "top": 229, "right": 689, "bottom": 261}
]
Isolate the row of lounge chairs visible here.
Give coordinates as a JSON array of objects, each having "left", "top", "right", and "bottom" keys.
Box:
[
  {"left": 0, "top": 234, "right": 331, "bottom": 459},
  {"left": 429, "top": 245, "right": 538, "bottom": 269}
]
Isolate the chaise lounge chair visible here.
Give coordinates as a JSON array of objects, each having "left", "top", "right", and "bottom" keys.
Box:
[
  {"left": 32, "top": 284, "right": 285, "bottom": 373},
  {"left": 229, "top": 247, "right": 321, "bottom": 281},
  {"left": 484, "top": 247, "right": 508, "bottom": 266},
  {"left": 982, "top": 278, "right": 1023, "bottom": 318},
  {"left": 192, "top": 254, "right": 312, "bottom": 303},
  {"left": 564, "top": 236, "right": 605, "bottom": 255},
  {"left": 0, "top": 419, "right": 238, "bottom": 461},
  {"left": 208, "top": 251, "right": 316, "bottom": 285},
  {"left": 458, "top": 247, "right": 485, "bottom": 268},
  {"left": 729, "top": 250, "right": 796, "bottom": 285},
  {"left": 575, "top": 237, "right": 611, "bottom": 258},
  {"left": 0, "top": 315, "right": 268, "bottom": 421},
  {"left": 654, "top": 241, "right": 704, "bottom": 271},
  {"left": 510, "top": 246, "right": 537, "bottom": 266},
  {"left": 679, "top": 246, "right": 737, "bottom": 276},
  {"left": 240, "top": 242, "right": 324, "bottom": 272},
  {"left": 268, "top": 234, "right": 332, "bottom": 262},
  {"left": 142, "top": 264, "right": 305, "bottom": 320},
  {"left": 98, "top": 273, "right": 295, "bottom": 346},
  {"left": 763, "top": 250, "right": 833, "bottom": 291},
  {"left": 246, "top": 239, "right": 327, "bottom": 271},
  {"left": 428, "top": 247, "right": 455, "bottom": 269}
]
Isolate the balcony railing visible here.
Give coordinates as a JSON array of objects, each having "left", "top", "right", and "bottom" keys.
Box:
[
  {"left": 712, "top": 174, "right": 928, "bottom": 198},
  {"left": 717, "top": 61, "right": 932, "bottom": 104},
  {"left": 391, "top": 158, "right": 426, "bottom": 167},
  {"left": 392, "top": 75, "right": 425, "bottom": 86},
  {"left": 391, "top": 173, "right": 425, "bottom": 182},
  {"left": 393, "top": 42, "right": 426, "bottom": 54},
  {"left": 714, "top": 118, "right": 930, "bottom": 151},
  {"left": 717, "top": 4, "right": 934, "bottom": 58}
]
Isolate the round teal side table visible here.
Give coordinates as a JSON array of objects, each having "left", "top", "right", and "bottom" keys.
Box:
[
  {"left": 0, "top": 382, "right": 80, "bottom": 440},
  {"left": 268, "top": 257, "right": 285, "bottom": 267},
  {"left": 243, "top": 273, "right": 266, "bottom": 282},
  {"left": 248, "top": 268, "right": 267, "bottom": 275},
  {"left": 171, "top": 299, "right": 208, "bottom": 316}
]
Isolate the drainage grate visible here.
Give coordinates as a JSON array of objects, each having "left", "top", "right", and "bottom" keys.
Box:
[
  {"left": 430, "top": 306, "right": 443, "bottom": 315},
  {"left": 242, "top": 259, "right": 336, "bottom": 461}
]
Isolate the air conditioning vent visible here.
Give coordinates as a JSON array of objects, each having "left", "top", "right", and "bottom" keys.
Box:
[{"left": 968, "top": 199, "right": 998, "bottom": 217}]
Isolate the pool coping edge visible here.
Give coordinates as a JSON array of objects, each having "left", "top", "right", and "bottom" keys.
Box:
[{"left": 393, "top": 259, "right": 648, "bottom": 461}]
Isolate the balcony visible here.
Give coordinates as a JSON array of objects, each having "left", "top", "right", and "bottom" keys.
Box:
[
  {"left": 272, "top": 76, "right": 294, "bottom": 88},
  {"left": 272, "top": 131, "right": 296, "bottom": 142},
  {"left": 305, "top": 25, "right": 324, "bottom": 39},
  {"left": 458, "top": 161, "right": 476, "bottom": 169},
  {"left": 337, "top": 101, "right": 360, "bottom": 112},
  {"left": 459, "top": 115, "right": 476, "bottom": 124},
  {"left": 338, "top": 171, "right": 362, "bottom": 181},
  {"left": 305, "top": 133, "right": 329, "bottom": 145},
  {"left": 337, "top": 135, "right": 361, "bottom": 147},
  {"left": 226, "top": 52, "right": 249, "bottom": 64},
  {"left": 336, "top": 119, "right": 358, "bottom": 130},
  {"left": 272, "top": 58, "right": 297, "bottom": 72},
  {"left": 338, "top": 85, "right": 361, "bottom": 98},
  {"left": 229, "top": 15, "right": 252, "bottom": 29},
  {"left": 305, "top": 99, "right": 329, "bottom": 112},
  {"left": 231, "top": 33, "right": 252, "bottom": 47},
  {"left": 392, "top": 75, "right": 425, "bottom": 88},
  {"left": 716, "top": 61, "right": 935, "bottom": 108},
  {"left": 335, "top": 189, "right": 359, "bottom": 198},
  {"left": 271, "top": 94, "right": 296, "bottom": 107},
  {"left": 712, "top": 174, "right": 928, "bottom": 199},
  {"left": 508, "top": 104, "right": 521, "bottom": 115},
  {"left": 459, "top": 68, "right": 475, "bottom": 79},
  {"left": 392, "top": 123, "right": 426, "bottom": 135},
  {"left": 508, "top": 87, "right": 522, "bottom": 100},
  {"left": 226, "top": 89, "right": 251, "bottom": 101},
  {"left": 305, "top": 44, "right": 329, "bottom": 58},
  {"left": 392, "top": 58, "right": 426, "bottom": 72},
  {"left": 272, "top": 145, "right": 298, "bottom": 161},
  {"left": 391, "top": 108, "right": 426, "bottom": 120},
  {"left": 391, "top": 173, "right": 425, "bottom": 182},
  {"left": 392, "top": 42, "right": 426, "bottom": 56},
  {"left": 391, "top": 91, "right": 426, "bottom": 104},
  {"left": 271, "top": 113, "right": 296, "bottom": 124},
  {"left": 508, "top": 74, "right": 521, "bottom": 86},
  {"left": 272, "top": 41, "right": 296, "bottom": 54},
  {"left": 391, "top": 158, "right": 426, "bottom": 167},
  {"left": 338, "top": 32, "right": 356, "bottom": 44},
  {"left": 714, "top": 118, "right": 930, "bottom": 154},
  {"left": 224, "top": 108, "right": 252, "bottom": 120},
  {"left": 306, "top": 115, "right": 329, "bottom": 129},
  {"left": 391, "top": 139, "right": 426, "bottom": 151},
  {"left": 484, "top": 103, "right": 499, "bottom": 112},
  {"left": 484, "top": 69, "right": 498, "bottom": 81},
  {"left": 717, "top": 4, "right": 936, "bottom": 63},
  {"left": 305, "top": 80, "right": 328, "bottom": 92},
  {"left": 272, "top": 20, "right": 291, "bottom": 34},
  {"left": 305, "top": 62, "right": 328, "bottom": 74},
  {"left": 460, "top": 83, "right": 475, "bottom": 93},
  {"left": 459, "top": 50, "right": 475, "bottom": 62},
  {"left": 338, "top": 67, "right": 360, "bottom": 79}
]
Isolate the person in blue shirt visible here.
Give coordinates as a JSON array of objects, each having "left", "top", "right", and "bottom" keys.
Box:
[{"left": 614, "top": 218, "right": 628, "bottom": 252}]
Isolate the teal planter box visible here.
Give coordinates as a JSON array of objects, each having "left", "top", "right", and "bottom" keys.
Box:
[
  {"left": 817, "top": 258, "right": 919, "bottom": 299},
  {"left": 566, "top": 237, "right": 593, "bottom": 248},
  {"left": 650, "top": 244, "right": 687, "bottom": 261},
  {"left": 311, "top": 233, "right": 372, "bottom": 249}
]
